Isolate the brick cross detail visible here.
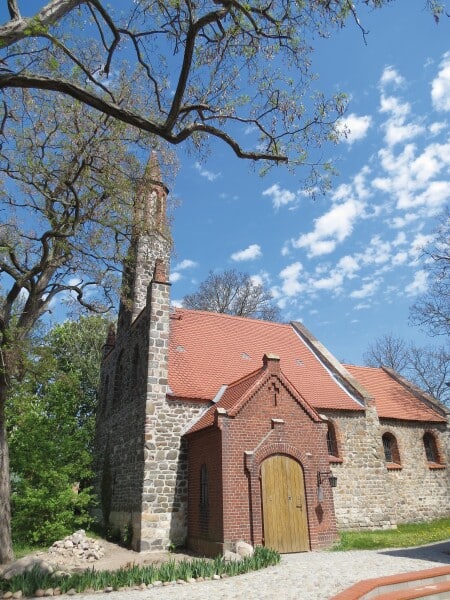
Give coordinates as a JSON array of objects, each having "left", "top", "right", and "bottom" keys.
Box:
[{"left": 270, "top": 382, "right": 280, "bottom": 406}]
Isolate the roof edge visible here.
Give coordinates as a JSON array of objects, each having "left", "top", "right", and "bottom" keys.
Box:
[
  {"left": 381, "top": 366, "right": 450, "bottom": 419},
  {"left": 228, "top": 363, "right": 322, "bottom": 424},
  {"left": 290, "top": 321, "right": 373, "bottom": 406}
]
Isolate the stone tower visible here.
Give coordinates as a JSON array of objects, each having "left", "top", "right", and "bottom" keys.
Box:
[{"left": 94, "top": 153, "right": 181, "bottom": 550}]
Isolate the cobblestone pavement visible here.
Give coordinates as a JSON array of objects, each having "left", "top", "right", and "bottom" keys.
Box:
[{"left": 77, "top": 540, "right": 450, "bottom": 600}]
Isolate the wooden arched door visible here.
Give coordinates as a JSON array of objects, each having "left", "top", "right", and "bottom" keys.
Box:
[{"left": 260, "top": 454, "right": 309, "bottom": 553}]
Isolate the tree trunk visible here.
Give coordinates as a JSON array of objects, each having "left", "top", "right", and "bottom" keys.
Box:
[{"left": 0, "top": 380, "right": 13, "bottom": 563}]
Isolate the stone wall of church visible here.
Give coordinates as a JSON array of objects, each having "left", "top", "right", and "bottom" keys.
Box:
[
  {"left": 93, "top": 306, "right": 150, "bottom": 549},
  {"left": 325, "top": 408, "right": 450, "bottom": 530},
  {"left": 376, "top": 419, "right": 450, "bottom": 524},
  {"left": 94, "top": 272, "right": 208, "bottom": 551},
  {"left": 323, "top": 406, "right": 393, "bottom": 530},
  {"left": 141, "top": 395, "right": 206, "bottom": 550},
  {"left": 132, "top": 232, "right": 171, "bottom": 321}
]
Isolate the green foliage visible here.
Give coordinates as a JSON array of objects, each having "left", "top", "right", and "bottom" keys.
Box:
[
  {"left": 0, "top": 546, "right": 280, "bottom": 595},
  {"left": 332, "top": 518, "right": 450, "bottom": 551},
  {"left": 7, "top": 316, "right": 109, "bottom": 546}
]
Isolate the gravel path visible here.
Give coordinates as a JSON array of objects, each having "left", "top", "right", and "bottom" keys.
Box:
[{"left": 76, "top": 540, "right": 450, "bottom": 600}]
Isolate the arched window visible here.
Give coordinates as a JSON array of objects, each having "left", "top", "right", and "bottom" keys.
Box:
[
  {"left": 326, "top": 421, "right": 339, "bottom": 458},
  {"left": 423, "top": 432, "right": 440, "bottom": 464},
  {"left": 382, "top": 432, "right": 401, "bottom": 465},
  {"left": 200, "top": 464, "right": 208, "bottom": 506}
]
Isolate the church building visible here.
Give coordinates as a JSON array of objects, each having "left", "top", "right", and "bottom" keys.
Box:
[{"left": 94, "top": 156, "right": 450, "bottom": 556}]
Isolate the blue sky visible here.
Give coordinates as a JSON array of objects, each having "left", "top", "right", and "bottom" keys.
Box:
[{"left": 168, "top": 2, "right": 450, "bottom": 364}]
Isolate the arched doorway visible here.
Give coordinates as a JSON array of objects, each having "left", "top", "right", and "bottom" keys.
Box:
[{"left": 260, "top": 454, "right": 309, "bottom": 553}]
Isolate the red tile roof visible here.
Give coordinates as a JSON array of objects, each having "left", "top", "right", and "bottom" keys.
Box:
[
  {"left": 345, "top": 365, "right": 447, "bottom": 423},
  {"left": 168, "top": 309, "right": 364, "bottom": 411},
  {"left": 186, "top": 358, "right": 322, "bottom": 434}
]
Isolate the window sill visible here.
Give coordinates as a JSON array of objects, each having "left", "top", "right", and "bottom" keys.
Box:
[
  {"left": 328, "top": 456, "right": 343, "bottom": 464},
  {"left": 386, "top": 463, "right": 402, "bottom": 470}
]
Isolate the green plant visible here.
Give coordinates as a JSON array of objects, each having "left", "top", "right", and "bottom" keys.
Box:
[
  {"left": 332, "top": 518, "right": 450, "bottom": 551},
  {"left": 0, "top": 545, "right": 281, "bottom": 596}
]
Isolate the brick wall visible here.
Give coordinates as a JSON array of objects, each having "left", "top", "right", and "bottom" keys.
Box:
[
  {"left": 186, "top": 356, "right": 338, "bottom": 555},
  {"left": 187, "top": 427, "right": 224, "bottom": 556}
]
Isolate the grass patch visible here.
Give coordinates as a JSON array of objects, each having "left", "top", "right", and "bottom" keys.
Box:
[
  {"left": 332, "top": 518, "right": 450, "bottom": 551},
  {"left": 12, "top": 543, "right": 48, "bottom": 560},
  {"left": 0, "top": 546, "right": 280, "bottom": 595}
]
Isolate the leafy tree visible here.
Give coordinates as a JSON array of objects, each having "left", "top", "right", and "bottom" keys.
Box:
[
  {"left": 0, "top": 87, "right": 154, "bottom": 562},
  {"left": 363, "top": 333, "right": 450, "bottom": 406},
  {"left": 183, "top": 269, "right": 280, "bottom": 321},
  {"left": 8, "top": 316, "right": 109, "bottom": 545},
  {"left": 0, "top": 1, "right": 442, "bottom": 187},
  {"left": 410, "top": 208, "right": 450, "bottom": 337},
  {"left": 46, "top": 315, "right": 111, "bottom": 443}
]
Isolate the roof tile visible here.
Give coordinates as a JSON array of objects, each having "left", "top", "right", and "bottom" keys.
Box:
[
  {"left": 345, "top": 365, "right": 446, "bottom": 423},
  {"left": 168, "top": 309, "right": 363, "bottom": 411}
]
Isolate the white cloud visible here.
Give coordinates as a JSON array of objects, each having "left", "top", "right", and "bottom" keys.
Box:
[
  {"left": 337, "top": 113, "right": 372, "bottom": 144},
  {"left": 388, "top": 213, "right": 418, "bottom": 229},
  {"left": 279, "top": 262, "right": 304, "bottom": 297},
  {"left": 374, "top": 141, "right": 450, "bottom": 212},
  {"left": 292, "top": 198, "right": 365, "bottom": 257},
  {"left": 263, "top": 183, "right": 296, "bottom": 209},
  {"left": 171, "top": 259, "right": 197, "bottom": 284},
  {"left": 379, "top": 95, "right": 424, "bottom": 146},
  {"left": 350, "top": 279, "right": 381, "bottom": 299},
  {"left": 169, "top": 272, "right": 182, "bottom": 283},
  {"left": 414, "top": 180, "right": 450, "bottom": 212},
  {"left": 313, "top": 272, "right": 344, "bottom": 291},
  {"left": 174, "top": 259, "right": 197, "bottom": 270},
  {"left": 379, "top": 66, "right": 405, "bottom": 89},
  {"left": 431, "top": 52, "right": 450, "bottom": 111},
  {"left": 392, "top": 251, "right": 408, "bottom": 266},
  {"left": 409, "top": 233, "right": 434, "bottom": 260},
  {"left": 230, "top": 243, "right": 262, "bottom": 262},
  {"left": 194, "top": 161, "right": 221, "bottom": 182},
  {"left": 361, "top": 237, "right": 392, "bottom": 266},
  {"left": 405, "top": 270, "right": 428, "bottom": 296},
  {"left": 379, "top": 95, "right": 411, "bottom": 120},
  {"left": 250, "top": 272, "right": 271, "bottom": 287},
  {"left": 429, "top": 121, "right": 447, "bottom": 136},
  {"left": 337, "top": 255, "right": 360, "bottom": 278}
]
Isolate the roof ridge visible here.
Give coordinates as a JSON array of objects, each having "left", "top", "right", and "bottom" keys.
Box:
[
  {"left": 343, "top": 364, "right": 381, "bottom": 371},
  {"left": 172, "top": 307, "right": 290, "bottom": 327}
]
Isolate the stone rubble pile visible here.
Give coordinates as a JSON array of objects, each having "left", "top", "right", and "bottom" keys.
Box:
[{"left": 48, "top": 530, "right": 104, "bottom": 563}]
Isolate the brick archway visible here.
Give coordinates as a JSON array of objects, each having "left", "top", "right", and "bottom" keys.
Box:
[{"left": 245, "top": 439, "right": 314, "bottom": 549}]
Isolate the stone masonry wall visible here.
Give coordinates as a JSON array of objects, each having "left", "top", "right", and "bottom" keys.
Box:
[
  {"left": 139, "top": 272, "right": 207, "bottom": 550},
  {"left": 376, "top": 419, "right": 449, "bottom": 524},
  {"left": 322, "top": 407, "right": 393, "bottom": 530},
  {"left": 141, "top": 395, "right": 205, "bottom": 550},
  {"left": 324, "top": 408, "right": 450, "bottom": 530},
  {"left": 93, "top": 306, "right": 150, "bottom": 549},
  {"left": 94, "top": 166, "right": 172, "bottom": 549},
  {"left": 132, "top": 230, "right": 170, "bottom": 322}
]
